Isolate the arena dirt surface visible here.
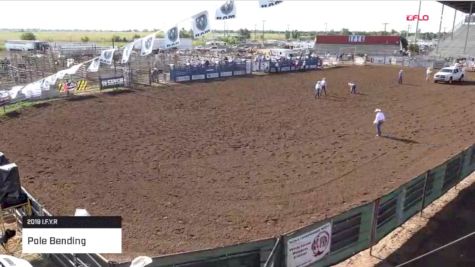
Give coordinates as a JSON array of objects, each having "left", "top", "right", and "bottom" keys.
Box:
[{"left": 0, "top": 65, "right": 474, "bottom": 262}]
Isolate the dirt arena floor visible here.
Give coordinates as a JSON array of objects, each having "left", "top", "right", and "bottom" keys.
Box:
[{"left": 0, "top": 65, "right": 474, "bottom": 261}]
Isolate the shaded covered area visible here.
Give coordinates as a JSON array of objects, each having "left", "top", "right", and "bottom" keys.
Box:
[
  {"left": 376, "top": 181, "right": 475, "bottom": 267},
  {"left": 439, "top": 1, "right": 474, "bottom": 14}
]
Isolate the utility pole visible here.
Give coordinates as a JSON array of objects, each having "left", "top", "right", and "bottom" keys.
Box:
[
  {"left": 414, "top": 0, "right": 422, "bottom": 43},
  {"left": 436, "top": 4, "right": 445, "bottom": 55},
  {"left": 324, "top": 22, "right": 328, "bottom": 33},
  {"left": 262, "top": 20, "right": 266, "bottom": 40},
  {"left": 383, "top": 23, "right": 389, "bottom": 35},
  {"left": 254, "top": 24, "right": 257, "bottom": 40},
  {"left": 407, "top": 24, "right": 411, "bottom": 39}
]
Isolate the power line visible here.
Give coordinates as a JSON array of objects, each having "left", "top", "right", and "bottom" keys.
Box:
[{"left": 395, "top": 230, "right": 475, "bottom": 267}]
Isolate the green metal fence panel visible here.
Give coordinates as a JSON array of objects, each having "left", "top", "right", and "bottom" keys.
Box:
[
  {"left": 142, "top": 238, "right": 275, "bottom": 267},
  {"left": 400, "top": 174, "right": 426, "bottom": 222},
  {"left": 313, "top": 203, "right": 373, "bottom": 267},
  {"left": 422, "top": 162, "right": 446, "bottom": 208},
  {"left": 374, "top": 187, "right": 403, "bottom": 241},
  {"left": 461, "top": 145, "right": 475, "bottom": 178},
  {"left": 441, "top": 152, "right": 464, "bottom": 193},
  {"left": 263, "top": 237, "right": 283, "bottom": 267}
]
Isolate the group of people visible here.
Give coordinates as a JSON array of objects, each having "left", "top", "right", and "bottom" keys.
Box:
[
  {"left": 313, "top": 78, "right": 357, "bottom": 99},
  {"left": 313, "top": 76, "right": 386, "bottom": 137}
]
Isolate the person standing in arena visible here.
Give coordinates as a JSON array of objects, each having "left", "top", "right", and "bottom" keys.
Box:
[
  {"left": 426, "top": 67, "right": 432, "bottom": 82},
  {"left": 373, "top": 108, "right": 386, "bottom": 137},
  {"left": 398, "top": 69, "right": 404, "bottom": 84},
  {"left": 320, "top": 77, "right": 327, "bottom": 96},
  {"left": 348, "top": 81, "right": 357, "bottom": 94},
  {"left": 314, "top": 80, "right": 322, "bottom": 99}
]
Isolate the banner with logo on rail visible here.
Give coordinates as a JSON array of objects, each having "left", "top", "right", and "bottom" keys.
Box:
[
  {"left": 192, "top": 11, "right": 211, "bottom": 38},
  {"left": 164, "top": 26, "right": 180, "bottom": 49},
  {"left": 258, "top": 0, "right": 283, "bottom": 8},
  {"left": 286, "top": 222, "right": 332, "bottom": 267},
  {"left": 216, "top": 0, "right": 236, "bottom": 20}
]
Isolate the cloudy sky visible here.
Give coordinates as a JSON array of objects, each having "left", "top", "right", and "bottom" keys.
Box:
[{"left": 0, "top": 1, "right": 465, "bottom": 33}]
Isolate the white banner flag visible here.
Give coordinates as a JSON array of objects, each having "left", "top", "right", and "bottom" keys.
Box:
[
  {"left": 141, "top": 34, "right": 155, "bottom": 56},
  {"left": 259, "top": 0, "right": 283, "bottom": 8},
  {"left": 21, "top": 81, "right": 42, "bottom": 99},
  {"left": 87, "top": 57, "right": 101, "bottom": 72},
  {"left": 216, "top": 0, "right": 236, "bottom": 20},
  {"left": 286, "top": 222, "right": 332, "bottom": 267},
  {"left": 56, "top": 64, "right": 82, "bottom": 79},
  {"left": 164, "top": 26, "right": 180, "bottom": 49},
  {"left": 192, "top": 11, "right": 211, "bottom": 38},
  {"left": 41, "top": 74, "right": 59, "bottom": 90},
  {"left": 100, "top": 48, "right": 115, "bottom": 65},
  {"left": 121, "top": 43, "right": 134, "bottom": 64}
]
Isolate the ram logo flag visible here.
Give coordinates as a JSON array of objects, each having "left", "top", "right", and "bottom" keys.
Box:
[
  {"left": 100, "top": 49, "right": 115, "bottom": 65},
  {"left": 87, "top": 57, "right": 100, "bottom": 72},
  {"left": 121, "top": 43, "right": 134, "bottom": 63},
  {"left": 259, "top": 0, "right": 283, "bottom": 8},
  {"left": 216, "top": 0, "right": 236, "bottom": 20},
  {"left": 164, "top": 26, "right": 180, "bottom": 49},
  {"left": 192, "top": 11, "right": 211, "bottom": 38},
  {"left": 141, "top": 34, "right": 155, "bottom": 56}
]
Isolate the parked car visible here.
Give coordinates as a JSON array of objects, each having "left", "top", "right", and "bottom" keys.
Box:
[
  {"left": 433, "top": 66, "right": 465, "bottom": 83},
  {"left": 0, "top": 255, "right": 33, "bottom": 267}
]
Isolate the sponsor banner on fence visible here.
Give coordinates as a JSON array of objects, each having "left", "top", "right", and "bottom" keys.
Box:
[
  {"left": 216, "top": 0, "right": 236, "bottom": 20},
  {"left": 141, "top": 34, "right": 155, "bottom": 56},
  {"left": 100, "top": 76, "right": 125, "bottom": 89},
  {"left": 99, "top": 49, "right": 115, "bottom": 65},
  {"left": 0, "top": 91, "right": 11, "bottom": 107},
  {"left": 121, "top": 43, "right": 134, "bottom": 64},
  {"left": 192, "top": 11, "right": 211, "bottom": 38},
  {"left": 259, "top": 0, "right": 283, "bottom": 8},
  {"left": 87, "top": 57, "right": 100, "bottom": 72},
  {"left": 164, "top": 26, "right": 180, "bottom": 49},
  {"left": 287, "top": 222, "right": 332, "bottom": 267}
]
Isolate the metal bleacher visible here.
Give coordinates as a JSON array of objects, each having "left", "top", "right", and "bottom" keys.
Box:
[
  {"left": 435, "top": 23, "right": 475, "bottom": 57},
  {"left": 314, "top": 44, "right": 400, "bottom": 56}
]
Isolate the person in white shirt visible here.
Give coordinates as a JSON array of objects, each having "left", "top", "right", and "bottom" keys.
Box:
[
  {"left": 314, "top": 81, "right": 322, "bottom": 99},
  {"left": 320, "top": 77, "right": 327, "bottom": 95},
  {"left": 398, "top": 69, "right": 404, "bottom": 84},
  {"left": 348, "top": 81, "right": 357, "bottom": 94},
  {"left": 426, "top": 67, "right": 432, "bottom": 82},
  {"left": 373, "top": 108, "right": 386, "bottom": 137}
]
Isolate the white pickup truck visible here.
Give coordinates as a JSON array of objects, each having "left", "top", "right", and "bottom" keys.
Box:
[{"left": 433, "top": 66, "right": 465, "bottom": 83}]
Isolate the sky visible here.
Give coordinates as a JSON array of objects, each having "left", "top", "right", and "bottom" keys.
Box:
[{"left": 0, "top": 1, "right": 467, "bottom": 33}]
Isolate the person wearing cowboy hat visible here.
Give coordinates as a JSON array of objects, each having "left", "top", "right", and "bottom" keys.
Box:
[{"left": 373, "top": 108, "right": 385, "bottom": 137}]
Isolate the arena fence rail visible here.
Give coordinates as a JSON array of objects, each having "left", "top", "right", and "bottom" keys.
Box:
[{"left": 15, "top": 143, "right": 474, "bottom": 267}]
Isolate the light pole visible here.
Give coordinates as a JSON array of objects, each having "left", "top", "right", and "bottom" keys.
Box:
[
  {"left": 383, "top": 23, "right": 389, "bottom": 35},
  {"left": 262, "top": 20, "right": 266, "bottom": 40},
  {"left": 414, "top": 0, "right": 422, "bottom": 43},
  {"left": 407, "top": 24, "right": 411, "bottom": 39},
  {"left": 254, "top": 24, "right": 257, "bottom": 40},
  {"left": 324, "top": 22, "right": 328, "bottom": 33}
]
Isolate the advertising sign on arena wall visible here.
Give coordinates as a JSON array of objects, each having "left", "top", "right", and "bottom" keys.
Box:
[
  {"left": 315, "top": 35, "right": 400, "bottom": 45},
  {"left": 99, "top": 76, "right": 125, "bottom": 89},
  {"left": 286, "top": 222, "right": 332, "bottom": 267}
]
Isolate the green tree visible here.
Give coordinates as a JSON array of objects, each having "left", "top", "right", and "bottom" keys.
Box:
[
  {"left": 180, "top": 28, "right": 192, "bottom": 38},
  {"left": 132, "top": 34, "right": 141, "bottom": 39},
  {"left": 238, "top": 28, "right": 251, "bottom": 40},
  {"left": 291, "top": 30, "right": 300, "bottom": 39},
  {"left": 20, "top": 32, "right": 36, "bottom": 40},
  {"left": 80, "top": 36, "right": 90, "bottom": 42},
  {"left": 340, "top": 28, "right": 350, "bottom": 35},
  {"left": 408, "top": 43, "right": 419, "bottom": 54},
  {"left": 400, "top": 36, "right": 408, "bottom": 50},
  {"left": 285, "top": 31, "right": 291, "bottom": 39}
]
